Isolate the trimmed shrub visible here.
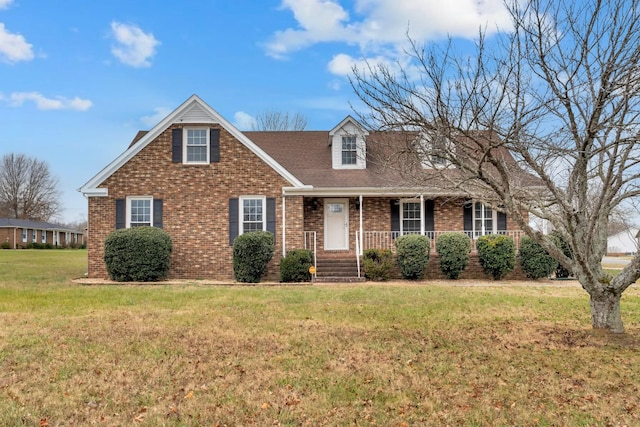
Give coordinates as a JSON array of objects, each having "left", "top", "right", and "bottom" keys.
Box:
[
  {"left": 362, "top": 249, "right": 394, "bottom": 281},
  {"left": 233, "top": 231, "right": 274, "bottom": 283},
  {"left": 518, "top": 236, "right": 558, "bottom": 279},
  {"left": 476, "top": 234, "right": 516, "bottom": 280},
  {"left": 103, "top": 226, "right": 172, "bottom": 282},
  {"left": 280, "top": 249, "right": 313, "bottom": 282},
  {"left": 550, "top": 231, "right": 573, "bottom": 278},
  {"left": 435, "top": 232, "right": 471, "bottom": 279},
  {"left": 1, "top": 242, "right": 10, "bottom": 249},
  {"left": 395, "top": 234, "right": 430, "bottom": 280}
]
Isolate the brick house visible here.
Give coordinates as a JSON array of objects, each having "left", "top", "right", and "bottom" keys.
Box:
[
  {"left": 0, "top": 218, "right": 84, "bottom": 249},
  {"left": 80, "top": 95, "right": 530, "bottom": 281}
]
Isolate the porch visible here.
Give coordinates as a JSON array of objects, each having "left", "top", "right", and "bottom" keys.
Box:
[
  {"left": 283, "top": 194, "right": 528, "bottom": 280},
  {"left": 302, "top": 230, "right": 526, "bottom": 281},
  {"left": 304, "top": 230, "right": 525, "bottom": 256}
]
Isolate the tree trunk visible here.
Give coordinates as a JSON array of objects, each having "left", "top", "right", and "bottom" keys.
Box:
[{"left": 590, "top": 290, "right": 624, "bottom": 333}]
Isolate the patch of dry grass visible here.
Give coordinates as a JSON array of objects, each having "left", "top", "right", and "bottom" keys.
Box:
[{"left": 2, "top": 251, "right": 640, "bottom": 426}]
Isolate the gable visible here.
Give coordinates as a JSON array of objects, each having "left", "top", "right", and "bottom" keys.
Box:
[{"left": 79, "top": 95, "right": 307, "bottom": 196}]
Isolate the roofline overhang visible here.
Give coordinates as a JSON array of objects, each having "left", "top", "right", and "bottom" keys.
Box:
[
  {"left": 78, "top": 187, "right": 108, "bottom": 197},
  {"left": 282, "top": 186, "right": 467, "bottom": 198}
]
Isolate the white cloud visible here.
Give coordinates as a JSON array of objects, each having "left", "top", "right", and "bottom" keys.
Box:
[
  {"left": 266, "top": 0, "right": 512, "bottom": 60},
  {"left": 0, "top": 0, "right": 14, "bottom": 10},
  {"left": 233, "top": 111, "right": 257, "bottom": 130},
  {"left": 110, "top": 22, "right": 160, "bottom": 68},
  {"left": 0, "top": 23, "right": 34, "bottom": 63},
  {"left": 141, "top": 106, "right": 172, "bottom": 127},
  {"left": 2, "top": 92, "right": 92, "bottom": 111}
]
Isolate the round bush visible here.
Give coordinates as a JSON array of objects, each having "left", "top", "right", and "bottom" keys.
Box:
[
  {"left": 518, "top": 236, "right": 558, "bottom": 279},
  {"left": 550, "top": 231, "right": 573, "bottom": 278},
  {"left": 435, "top": 232, "right": 471, "bottom": 279},
  {"left": 362, "top": 249, "right": 394, "bottom": 281},
  {"left": 280, "top": 249, "right": 313, "bottom": 282},
  {"left": 104, "top": 226, "right": 172, "bottom": 282},
  {"left": 476, "top": 234, "right": 516, "bottom": 280},
  {"left": 233, "top": 231, "right": 274, "bottom": 283},
  {"left": 395, "top": 234, "right": 430, "bottom": 280}
]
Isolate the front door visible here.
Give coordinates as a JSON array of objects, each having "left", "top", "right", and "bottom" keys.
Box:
[{"left": 324, "top": 198, "right": 349, "bottom": 250}]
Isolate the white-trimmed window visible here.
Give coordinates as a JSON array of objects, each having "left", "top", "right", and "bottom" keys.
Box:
[
  {"left": 401, "top": 200, "right": 421, "bottom": 234},
  {"left": 341, "top": 136, "right": 357, "bottom": 165},
  {"left": 32, "top": 229, "right": 37, "bottom": 243},
  {"left": 22, "top": 229, "right": 27, "bottom": 243},
  {"left": 419, "top": 134, "right": 451, "bottom": 168},
  {"left": 184, "top": 128, "right": 209, "bottom": 164},
  {"left": 41, "top": 230, "right": 46, "bottom": 243},
  {"left": 473, "top": 202, "right": 496, "bottom": 236},
  {"left": 240, "top": 196, "right": 266, "bottom": 234},
  {"left": 127, "top": 197, "right": 153, "bottom": 227}
]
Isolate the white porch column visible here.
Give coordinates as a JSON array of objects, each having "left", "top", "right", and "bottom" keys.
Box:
[
  {"left": 359, "top": 194, "right": 363, "bottom": 256},
  {"left": 420, "top": 194, "right": 425, "bottom": 235},
  {"left": 282, "top": 195, "right": 286, "bottom": 257}
]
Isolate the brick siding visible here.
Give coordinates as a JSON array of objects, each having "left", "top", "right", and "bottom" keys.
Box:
[{"left": 88, "top": 124, "right": 304, "bottom": 280}]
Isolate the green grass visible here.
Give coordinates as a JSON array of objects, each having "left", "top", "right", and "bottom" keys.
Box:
[{"left": 2, "top": 250, "right": 640, "bottom": 426}]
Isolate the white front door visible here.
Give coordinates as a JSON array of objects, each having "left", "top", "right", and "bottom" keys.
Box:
[{"left": 324, "top": 198, "right": 349, "bottom": 250}]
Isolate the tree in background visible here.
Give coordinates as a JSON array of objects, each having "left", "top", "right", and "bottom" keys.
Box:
[
  {"left": 351, "top": 0, "right": 640, "bottom": 332},
  {"left": 0, "top": 153, "right": 61, "bottom": 221},
  {"left": 251, "top": 110, "right": 308, "bottom": 131}
]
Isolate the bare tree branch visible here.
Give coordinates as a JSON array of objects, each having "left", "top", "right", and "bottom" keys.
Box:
[{"left": 351, "top": 0, "right": 640, "bottom": 332}]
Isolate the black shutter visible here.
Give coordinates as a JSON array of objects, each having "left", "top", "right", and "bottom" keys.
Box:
[
  {"left": 424, "top": 199, "right": 435, "bottom": 233},
  {"left": 266, "top": 197, "right": 276, "bottom": 234},
  {"left": 229, "top": 198, "right": 239, "bottom": 246},
  {"left": 210, "top": 128, "right": 220, "bottom": 163},
  {"left": 115, "top": 199, "right": 125, "bottom": 229},
  {"left": 463, "top": 201, "right": 473, "bottom": 235},
  {"left": 153, "top": 199, "right": 163, "bottom": 228},
  {"left": 172, "top": 128, "right": 182, "bottom": 163},
  {"left": 390, "top": 200, "right": 400, "bottom": 232},
  {"left": 497, "top": 211, "right": 507, "bottom": 232}
]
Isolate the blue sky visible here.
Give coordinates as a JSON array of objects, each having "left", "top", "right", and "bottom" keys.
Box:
[{"left": 0, "top": 0, "right": 511, "bottom": 224}]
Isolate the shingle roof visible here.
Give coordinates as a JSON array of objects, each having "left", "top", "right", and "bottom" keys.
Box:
[
  {"left": 244, "top": 130, "right": 541, "bottom": 193},
  {"left": 0, "top": 218, "right": 80, "bottom": 233}
]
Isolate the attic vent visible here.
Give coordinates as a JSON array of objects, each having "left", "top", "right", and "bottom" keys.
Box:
[{"left": 180, "top": 103, "right": 214, "bottom": 123}]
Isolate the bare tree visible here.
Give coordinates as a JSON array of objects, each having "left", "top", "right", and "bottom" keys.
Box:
[
  {"left": 0, "top": 153, "right": 61, "bottom": 221},
  {"left": 351, "top": 0, "right": 640, "bottom": 332},
  {"left": 251, "top": 110, "right": 308, "bottom": 131}
]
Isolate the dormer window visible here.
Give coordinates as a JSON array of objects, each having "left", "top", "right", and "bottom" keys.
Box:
[
  {"left": 330, "top": 116, "right": 368, "bottom": 170},
  {"left": 341, "top": 136, "right": 357, "bottom": 165}
]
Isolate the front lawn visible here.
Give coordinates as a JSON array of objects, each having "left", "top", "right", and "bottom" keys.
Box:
[{"left": 1, "top": 250, "right": 640, "bottom": 426}]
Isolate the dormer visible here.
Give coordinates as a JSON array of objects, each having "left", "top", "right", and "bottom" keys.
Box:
[
  {"left": 416, "top": 131, "right": 453, "bottom": 169},
  {"left": 329, "top": 116, "right": 369, "bottom": 170}
]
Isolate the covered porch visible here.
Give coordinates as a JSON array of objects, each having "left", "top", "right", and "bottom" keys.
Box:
[{"left": 282, "top": 191, "right": 526, "bottom": 280}]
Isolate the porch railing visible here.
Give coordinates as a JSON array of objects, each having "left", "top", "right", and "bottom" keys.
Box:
[
  {"left": 303, "top": 231, "right": 317, "bottom": 279},
  {"left": 356, "top": 230, "right": 525, "bottom": 256}
]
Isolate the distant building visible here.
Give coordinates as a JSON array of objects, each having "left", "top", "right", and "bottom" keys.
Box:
[
  {"left": 607, "top": 227, "right": 639, "bottom": 255},
  {"left": 0, "top": 218, "right": 85, "bottom": 249}
]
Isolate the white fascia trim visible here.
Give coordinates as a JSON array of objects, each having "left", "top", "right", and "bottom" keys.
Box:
[
  {"left": 79, "top": 187, "right": 108, "bottom": 197},
  {"left": 283, "top": 186, "right": 467, "bottom": 197},
  {"left": 329, "top": 115, "right": 369, "bottom": 136},
  {"left": 79, "top": 94, "right": 306, "bottom": 196}
]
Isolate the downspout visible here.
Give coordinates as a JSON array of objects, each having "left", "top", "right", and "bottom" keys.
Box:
[{"left": 13, "top": 227, "right": 16, "bottom": 249}]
